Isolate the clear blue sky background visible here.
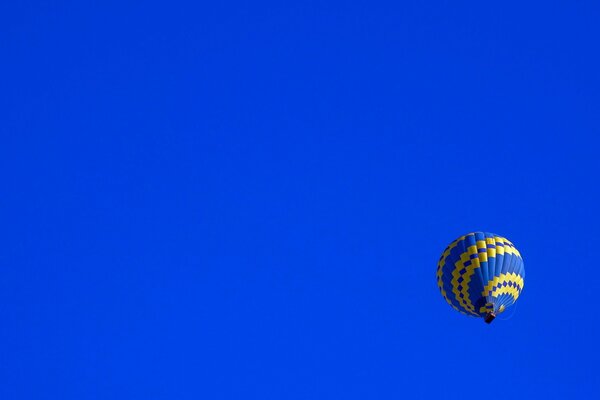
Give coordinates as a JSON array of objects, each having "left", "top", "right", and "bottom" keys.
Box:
[{"left": 2, "top": 1, "right": 600, "bottom": 399}]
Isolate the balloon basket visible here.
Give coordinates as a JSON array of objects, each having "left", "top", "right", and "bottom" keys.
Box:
[{"left": 484, "top": 312, "right": 496, "bottom": 324}]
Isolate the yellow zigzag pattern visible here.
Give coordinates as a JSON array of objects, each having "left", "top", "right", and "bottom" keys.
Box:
[
  {"left": 481, "top": 272, "right": 524, "bottom": 302},
  {"left": 436, "top": 235, "right": 467, "bottom": 315},
  {"left": 451, "top": 244, "right": 480, "bottom": 316}
]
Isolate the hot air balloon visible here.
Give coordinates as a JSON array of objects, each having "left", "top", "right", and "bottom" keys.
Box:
[{"left": 436, "top": 232, "right": 525, "bottom": 323}]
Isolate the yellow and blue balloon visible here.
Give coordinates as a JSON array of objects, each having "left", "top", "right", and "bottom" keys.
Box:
[{"left": 437, "top": 232, "right": 525, "bottom": 323}]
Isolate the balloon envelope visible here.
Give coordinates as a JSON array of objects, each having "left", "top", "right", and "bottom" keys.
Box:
[{"left": 437, "top": 232, "right": 525, "bottom": 322}]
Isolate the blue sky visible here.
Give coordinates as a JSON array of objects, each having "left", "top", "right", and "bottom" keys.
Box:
[{"left": 2, "top": 1, "right": 600, "bottom": 399}]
